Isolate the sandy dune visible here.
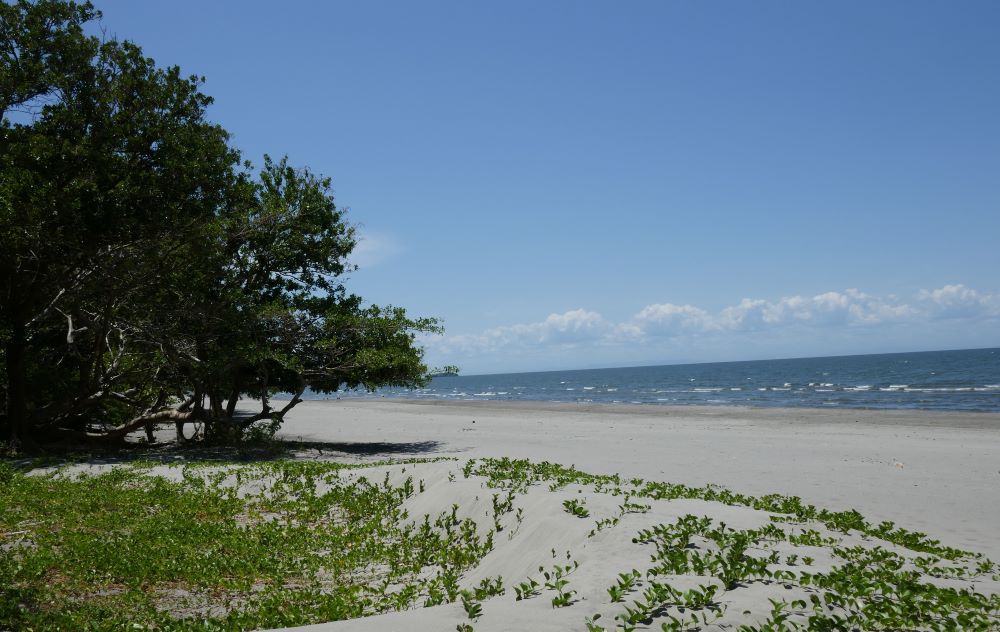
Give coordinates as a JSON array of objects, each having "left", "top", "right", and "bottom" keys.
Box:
[
  {"left": 262, "top": 399, "right": 1000, "bottom": 631},
  {"left": 272, "top": 399, "right": 1000, "bottom": 559}
]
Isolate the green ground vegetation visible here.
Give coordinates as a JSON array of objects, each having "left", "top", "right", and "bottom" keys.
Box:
[
  {"left": 1, "top": 458, "right": 487, "bottom": 630},
  {"left": 467, "top": 458, "right": 1000, "bottom": 632},
  {"left": 1, "top": 456, "right": 998, "bottom": 631}
]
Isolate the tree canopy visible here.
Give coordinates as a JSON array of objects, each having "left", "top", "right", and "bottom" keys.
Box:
[{"left": 0, "top": 0, "right": 438, "bottom": 447}]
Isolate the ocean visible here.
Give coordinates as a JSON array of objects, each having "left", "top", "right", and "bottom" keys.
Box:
[{"left": 319, "top": 348, "right": 1000, "bottom": 412}]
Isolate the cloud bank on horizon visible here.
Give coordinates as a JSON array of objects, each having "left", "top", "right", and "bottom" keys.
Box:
[{"left": 422, "top": 284, "right": 1000, "bottom": 373}]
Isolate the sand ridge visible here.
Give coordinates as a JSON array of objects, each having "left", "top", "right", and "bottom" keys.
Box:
[
  {"left": 250, "top": 399, "right": 1000, "bottom": 630},
  {"left": 265, "top": 456, "right": 998, "bottom": 631},
  {"left": 268, "top": 399, "right": 1000, "bottom": 562}
]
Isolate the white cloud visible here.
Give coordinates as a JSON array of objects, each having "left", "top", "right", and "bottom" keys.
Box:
[
  {"left": 712, "top": 289, "right": 918, "bottom": 332},
  {"left": 717, "top": 298, "right": 776, "bottom": 331},
  {"left": 631, "top": 303, "right": 715, "bottom": 335},
  {"left": 916, "top": 284, "right": 999, "bottom": 319},
  {"left": 424, "top": 284, "right": 999, "bottom": 364},
  {"left": 425, "top": 309, "right": 610, "bottom": 355},
  {"left": 349, "top": 231, "right": 401, "bottom": 268},
  {"left": 533, "top": 309, "right": 611, "bottom": 343}
]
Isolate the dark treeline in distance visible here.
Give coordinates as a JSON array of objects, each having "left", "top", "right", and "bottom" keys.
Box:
[{"left": 0, "top": 0, "right": 436, "bottom": 447}]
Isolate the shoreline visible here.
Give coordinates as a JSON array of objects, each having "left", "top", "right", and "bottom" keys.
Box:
[
  {"left": 301, "top": 396, "right": 1000, "bottom": 428},
  {"left": 272, "top": 398, "right": 1000, "bottom": 561}
]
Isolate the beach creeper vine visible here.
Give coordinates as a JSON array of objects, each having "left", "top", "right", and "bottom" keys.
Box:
[
  {"left": 0, "top": 458, "right": 494, "bottom": 629},
  {"left": 1, "top": 456, "right": 998, "bottom": 630},
  {"left": 466, "top": 458, "right": 1000, "bottom": 631}
]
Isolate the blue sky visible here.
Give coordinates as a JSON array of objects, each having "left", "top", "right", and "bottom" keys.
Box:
[{"left": 93, "top": 1, "right": 999, "bottom": 373}]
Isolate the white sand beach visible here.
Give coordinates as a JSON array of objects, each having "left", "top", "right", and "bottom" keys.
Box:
[{"left": 266, "top": 399, "right": 1000, "bottom": 631}]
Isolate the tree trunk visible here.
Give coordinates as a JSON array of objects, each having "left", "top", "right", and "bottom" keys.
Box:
[
  {"left": 260, "top": 366, "right": 271, "bottom": 416},
  {"left": 277, "top": 384, "right": 305, "bottom": 418},
  {"left": 209, "top": 391, "right": 222, "bottom": 418},
  {"left": 144, "top": 390, "right": 167, "bottom": 443},
  {"left": 242, "top": 380, "right": 305, "bottom": 428},
  {"left": 225, "top": 385, "right": 240, "bottom": 418},
  {"left": 177, "top": 394, "right": 196, "bottom": 412},
  {"left": 192, "top": 386, "right": 204, "bottom": 416},
  {"left": 100, "top": 408, "right": 193, "bottom": 441},
  {"left": 4, "top": 306, "right": 29, "bottom": 447}
]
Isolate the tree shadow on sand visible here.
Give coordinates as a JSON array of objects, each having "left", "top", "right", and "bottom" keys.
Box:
[
  {"left": 281, "top": 439, "right": 445, "bottom": 456},
  {"left": 7, "top": 438, "right": 448, "bottom": 470}
]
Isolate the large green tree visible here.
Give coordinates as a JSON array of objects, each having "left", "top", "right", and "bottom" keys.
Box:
[{"left": 0, "top": 0, "right": 436, "bottom": 447}]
